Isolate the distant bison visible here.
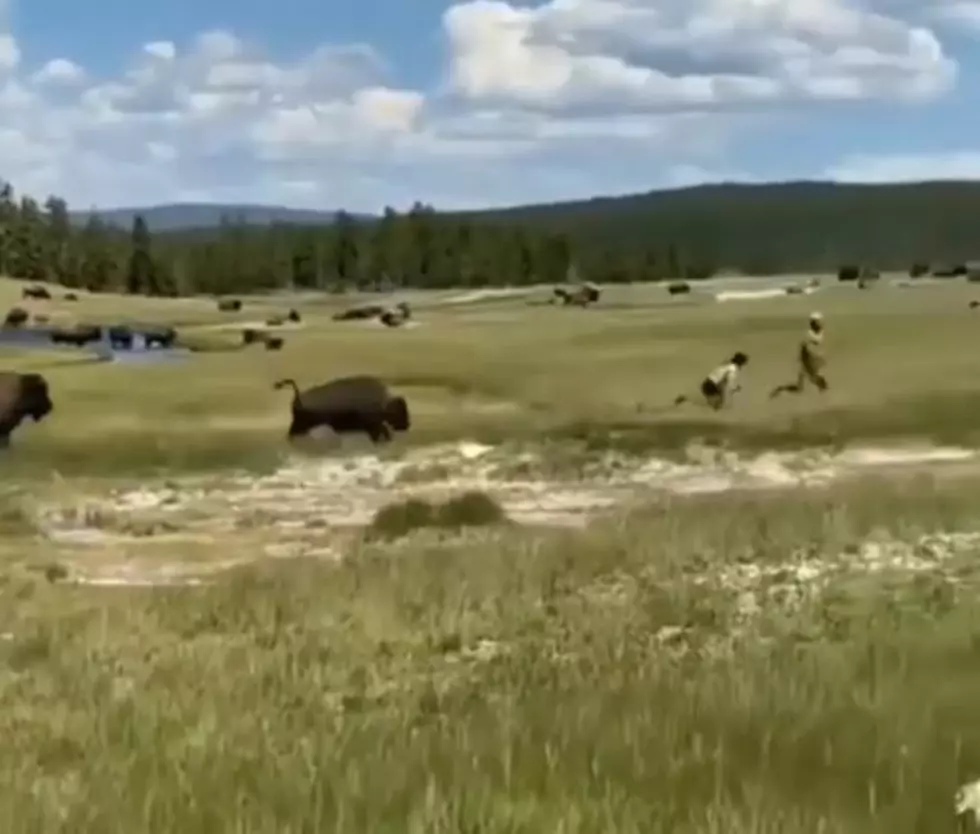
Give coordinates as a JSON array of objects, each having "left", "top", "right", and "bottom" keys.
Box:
[
  {"left": 667, "top": 281, "right": 691, "bottom": 295},
  {"left": 242, "top": 327, "right": 262, "bottom": 345},
  {"left": 63, "top": 292, "right": 78, "bottom": 301},
  {"left": 332, "top": 304, "right": 385, "bottom": 322},
  {"left": 380, "top": 308, "right": 407, "bottom": 327},
  {"left": 108, "top": 325, "right": 134, "bottom": 350},
  {"left": 3, "top": 307, "right": 29, "bottom": 327},
  {"left": 554, "top": 284, "right": 600, "bottom": 306},
  {"left": 217, "top": 298, "right": 242, "bottom": 312},
  {"left": 264, "top": 336, "right": 284, "bottom": 351},
  {"left": 51, "top": 324, "right": 101, "bottom": 346},
  {"left": 0, "top": 371, "right": 53, "bottom": 448},
  {"left": 265, "top": 316, "right": 284, "bottom": 326},
  {"left": 141, "top": 326, "right": 176, "bottom": 349},
  {"left": 274, "top": 375, "right": 410, "bottom": 444},
  {"left": 22, "top": 285, "right": 50, "bottom": 300},
  {"left": 287, "top": 309, "right": 301, "bottom": 322}
]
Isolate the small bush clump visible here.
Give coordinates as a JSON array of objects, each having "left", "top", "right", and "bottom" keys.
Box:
[{"left": 367, "top": 490, "right": 508, "bottom": 540}]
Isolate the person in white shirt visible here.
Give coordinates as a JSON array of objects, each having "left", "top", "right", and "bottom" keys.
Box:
[
  {"left": 770, "top": 312, "right": 828, "bottom": 398},
  {"left": 674, "top": 351, "right": 749, "bottom": 410}
]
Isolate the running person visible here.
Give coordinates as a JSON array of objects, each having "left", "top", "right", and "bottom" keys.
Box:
[
  {"left": 770, "top": 312, "right": 828, "bottom": 398},
  {"left": 674, "top": 351, "right": 749, "bottom": 410}
]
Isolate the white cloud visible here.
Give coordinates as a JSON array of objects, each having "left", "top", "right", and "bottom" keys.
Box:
[
  {"left": 443, "top": 0, "right": 955, "bottom": 111},
  {"left": 143, "top": 41, "right": 176, "bottom": 61},
  {"left": 0, "top": 0, "right": 972, "bottom": 210},
  {"left": 32, "top": 58, "right": 84, "bottom": 85},
  {"left": 825, "top": 151, "right": 980, "bottom": 182}
]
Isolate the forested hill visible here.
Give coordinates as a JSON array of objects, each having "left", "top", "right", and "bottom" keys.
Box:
[
  {"left": 466, "top": 180, "right": 980, "bottom": 273},
  {"left": 70, "top": 203, "right": 347, "bottom": 231},
  {"left": 8, "top": 178, "right": 980, "bottom": 297}
]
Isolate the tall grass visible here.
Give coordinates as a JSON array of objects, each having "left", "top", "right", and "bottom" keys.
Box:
[{"left": 1, "top": 480, "right": 979, "bottom": 830}]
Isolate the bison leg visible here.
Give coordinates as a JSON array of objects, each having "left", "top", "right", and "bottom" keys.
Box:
[{"left": 365, "top": 421, "right": 391, "bottom": 444}]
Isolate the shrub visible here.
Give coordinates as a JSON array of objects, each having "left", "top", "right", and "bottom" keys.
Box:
[{"left": 366, "top": 491, "right": 508, "bottom": 541}]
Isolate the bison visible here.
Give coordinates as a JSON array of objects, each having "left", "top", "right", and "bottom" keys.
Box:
[
  {"left": 50, "top": 324, "right": 101, "bottom": 346},
  {"left": 3, "top": 307, "right": 29, "bottom": 328},
  {"left": 22, "top": 285, "right": 50, "bottom": 300},
  {"left": 332, "top": 304, "right": 385, "bottom": 322},
  {"left": 264, "top": 336, "right": 284, "bottom": 351},
  {"left": 64, "top": 292, "right": 78, "bottom": 301},
  {"left": 217, "top": 298, "right": 242, "bottom": 312},
  {"left": 141, "top": 326, "right": 176, "bottom": 349},
  {"left": 287, "top": 309, "right": 301, "bottom": 322},
  {"left": 108, "top": 325, "right": 134, "bottom": 350},
  {"left": 554, "top": 284, "right": 600, "bottom": 306},
  {"left": 274, "top": 375, "right": 410, "bottom": 444},
  {"left": 0, "top": 371, "right": 53, "bottom": 448},
  {"left": 667, "top": 281, "right": 691, "bottom": 295}
]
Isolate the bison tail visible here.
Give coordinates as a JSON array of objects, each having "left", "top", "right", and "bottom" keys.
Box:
[
  {"left": 273, "top": 378, "right": 300, "bottom": 397},
  {"left": 384, "top": 396, "right": 410, "bottom": 431}
]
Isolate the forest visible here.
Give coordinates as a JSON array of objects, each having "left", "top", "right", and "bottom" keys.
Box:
[{"left": 5, "top": 178, "right": 980, "bottom": 295}]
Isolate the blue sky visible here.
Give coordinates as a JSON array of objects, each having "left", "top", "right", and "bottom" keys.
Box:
[{"left": 3, "top": 0, "right": 980, "bottom": 211}]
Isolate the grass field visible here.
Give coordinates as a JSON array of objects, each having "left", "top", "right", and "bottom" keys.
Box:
[{"left": 3, "top": 275, "right": 980, "bottom": 831}]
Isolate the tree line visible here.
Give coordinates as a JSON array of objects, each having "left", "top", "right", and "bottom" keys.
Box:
[{"left": 5, "top": 177, "right": 980, "bottom": 297}]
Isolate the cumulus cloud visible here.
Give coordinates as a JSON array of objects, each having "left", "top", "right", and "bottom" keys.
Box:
[{"left": 0, "top": 0, "right": 972, "bottom": 209}]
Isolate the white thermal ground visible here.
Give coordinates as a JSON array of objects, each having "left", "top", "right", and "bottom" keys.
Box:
[{"left": 26, "top": 440, "right": 980, "bottom": 586}]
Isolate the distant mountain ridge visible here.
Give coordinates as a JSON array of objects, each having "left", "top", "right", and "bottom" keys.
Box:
[{"left": 70, "top": 203, "right": 361, "bottom": 231}]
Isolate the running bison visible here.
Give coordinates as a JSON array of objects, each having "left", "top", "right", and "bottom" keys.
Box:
[
  {"left": 0, "top": 371, "right": 53, "bottom": 447},
  {"left": 274, "top": 375, "right": 410, "bottom": 444},
  {"left": 22, "top": 285, "right": 50, "bottom": 300}
]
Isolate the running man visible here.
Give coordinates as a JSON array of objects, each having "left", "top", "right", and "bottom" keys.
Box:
[
  {"left": 674, "top": 351, "right": 749, "bottom": 411},
  {"left": 770, "top": 312, "right": 828, "bottom": 398}
]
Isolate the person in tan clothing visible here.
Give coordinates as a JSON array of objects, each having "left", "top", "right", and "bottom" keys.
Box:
[
  {"left": 674, "top": 351, "right": 749, "bottom": 410},
  {"left": 770, "top": 312, "right": 828, "bottom": 398}
]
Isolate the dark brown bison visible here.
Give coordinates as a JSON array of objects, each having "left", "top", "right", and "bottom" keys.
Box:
[
  {"left": 264, "top": 336, "right": 284, "bottom": 351},
  {"left": 274, "top": 375, "right": 410, "bottom": 444},
  {"left": 287, "top": 309, "right": 301, "bottom": 322},
  {"left": 667, "top": 281, "right": 691, "bottom": 295},
  {"left": 50, "top": 324, "right": 101, "bottom": 346},
  {"left": 22, "top": 285, "right": 50, "bottom": 300},
  {"left": 265, "top": 316, "right": 284, "bottom": 326},
  {"left": 217, "top": 298, "right": 242, "bottom": 312},
  {"left": 108, "top": 325, "right": 134, "bottom": 349},
  {"left": 379, "top": 308, "right": 406, "bottom": 327},
  {"left": 554, "top": 284, "right": 599, "bottom": 306},
  {"left": 242, "top": 327, "right": 262, "bottom": 345},
  {"left": 64, "top": 292, "right": 78, "bottom": 301},
  {"left": 141, "top": 326, "right": 176, "bottom": 348},
  {"left": 332, "top": 304, "right": 385, "bottom": 322},
  {"left": 0, "top": 371, "right": 53, "bottom": 447},
  {"left": 3, "top": 307, "right": 29, "bottom": 327}
]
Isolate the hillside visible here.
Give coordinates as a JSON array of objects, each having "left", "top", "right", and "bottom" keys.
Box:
[
  {"left": 71, "top": 180, "right": 980, "bottom": 273},
  {"left": 465, "top": 179, "right": 980, "bottom": 272}
]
